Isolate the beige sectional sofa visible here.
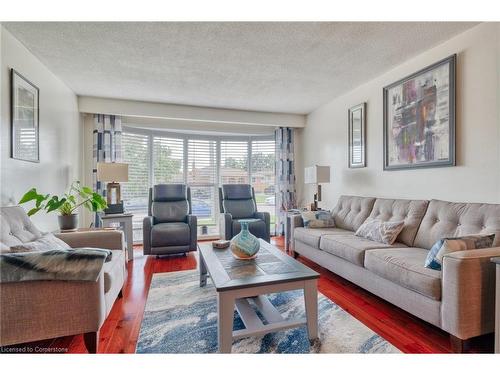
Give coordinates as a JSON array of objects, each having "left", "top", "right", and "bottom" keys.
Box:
[
  {"left": 292, "top": 196, "right": 500, "bottom": 351},
  {"left": 0, "top": 206, "right": 127, "bottom": 353}
]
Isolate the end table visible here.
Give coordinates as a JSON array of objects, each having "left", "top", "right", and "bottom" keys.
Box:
[{"left": 99, "top": 213, "right": 134, "bottom": 261}]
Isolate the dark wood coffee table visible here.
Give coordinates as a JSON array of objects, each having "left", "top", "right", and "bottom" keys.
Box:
[{"left": 198, "top": 239, "right": 319, "bottom": 353}]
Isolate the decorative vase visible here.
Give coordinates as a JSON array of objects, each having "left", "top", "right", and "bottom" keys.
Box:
[
  {"left": 230, "top": 219, "right": 260, "bottom": 260},
  {"left": 58, "top": 213, "right": 78, "bottom": 231}
]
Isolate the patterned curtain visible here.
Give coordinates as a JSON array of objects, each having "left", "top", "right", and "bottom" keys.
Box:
[
  {"left": 92, "top": 114, "right": 122, "bottom": 225},
  {"left": 275, "top": 127, "right": 296, "bottom": 235}
]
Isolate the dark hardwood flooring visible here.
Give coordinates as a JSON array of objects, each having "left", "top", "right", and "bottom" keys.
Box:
[{"left": 3, "top": 237, "right": 493, "bottom": 353}]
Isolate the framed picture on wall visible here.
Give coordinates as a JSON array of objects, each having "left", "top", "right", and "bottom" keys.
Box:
[
  {"left": 383, "top": 54, "right": 456, "bottom": 170},
  {"left": 348, "top": 102, "right": 366, "bottom": 168},
  {"left": 11, "top": 69, "right": 40, "bottom": 162}
]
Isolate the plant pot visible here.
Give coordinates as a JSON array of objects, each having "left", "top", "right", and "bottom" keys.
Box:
[
  {"left": 230, "top": 219, "right": 260, "bottom": 260},
  {"left": 58, "top": 213, "right": 79, "bottom": 231}
]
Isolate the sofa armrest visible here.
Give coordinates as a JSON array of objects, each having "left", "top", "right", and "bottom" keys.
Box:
[
  {"left": 254, "top": 211, "right": 271, "bottom": 242},
  {"left": 187, "top": 214, "right": 198, "bottom": 250},
  {"left": 55, "top": 230, "right": 124, "bottom": 251},
  {"left": 290, "top": 213, "right": 304, "bottom": 229},
  {"left": 143, "top": 216, "right": 153, "bottom": 255},
  {"left": 0, "top": 276, "right": 106, "bottom": 347},
  {"left": 441, "top": 246, "right": 500, "bottom": 339},
  {"left": 219, "top": 213, "right": 233, "bottom": 240}
]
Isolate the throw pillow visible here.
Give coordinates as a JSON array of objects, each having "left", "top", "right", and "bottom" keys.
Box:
[
  {"left": 301, "top": 210, "right": 335, "bottom": 228},
  {"left": 355, "top": 218, "right": 405, "bottom": 245},
  {"left": 10, "top": 233, "right": 71, "bottom": 253},
  {"left": 424, "top": 234, "right": 496, "bottom": 271}
]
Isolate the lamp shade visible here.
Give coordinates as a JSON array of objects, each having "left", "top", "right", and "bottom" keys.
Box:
[
  {"left": 97, "top": 162, "right": 129, "bottom": 182},
  {"left": 304, "top": 165, "right": 330, "bottom": 184}
]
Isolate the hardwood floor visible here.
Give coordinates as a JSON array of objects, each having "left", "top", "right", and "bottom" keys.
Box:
[{"left": 4, "top": 237, "right": 494, "bottom": 353}]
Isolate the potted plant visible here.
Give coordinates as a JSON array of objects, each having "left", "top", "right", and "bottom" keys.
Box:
[{"left": 19, "top": 181, "right": 108, "bottom": 230}]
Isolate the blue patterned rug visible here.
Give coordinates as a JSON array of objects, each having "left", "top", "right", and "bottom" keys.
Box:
[{"left": 136, "top": 270, "right": 400, "bottom": 353}]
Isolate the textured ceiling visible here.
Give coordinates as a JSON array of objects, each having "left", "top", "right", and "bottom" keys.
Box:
[{"left": 4, "top": 22, "right": 477, "bottom": 114}]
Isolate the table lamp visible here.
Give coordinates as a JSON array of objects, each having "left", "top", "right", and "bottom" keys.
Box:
[
  {"left": 97, "top": 162, "right": 129, "bottom": 214},
  {"left": 304, "top": 165, "right": 330, "bottom": 211}
]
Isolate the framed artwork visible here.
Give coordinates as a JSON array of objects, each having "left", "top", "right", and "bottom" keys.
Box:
[
  {"left": 348, "top": 102, "right": 366, "bottom": 168},
  {"left": 11, "top": 69, "right": 39, "bottom": 162},
  {"left": 383, "top": 54, "right": 456, "bottom": 170}
]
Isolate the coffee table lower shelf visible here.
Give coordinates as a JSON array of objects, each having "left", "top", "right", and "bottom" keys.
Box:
[{"left": 212, "top": 279, "right": 318, "bottom": 353}]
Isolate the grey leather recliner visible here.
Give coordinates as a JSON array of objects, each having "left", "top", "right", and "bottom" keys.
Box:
[
  {"left": 143, "top": 184, "right": 197, "bottom": 256},
  {"left": 219, "top": 184, "right": 271, "bottom": 242}
]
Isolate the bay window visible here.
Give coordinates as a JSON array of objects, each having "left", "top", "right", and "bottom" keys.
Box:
[{"left": 121, "top": 126, "right": 276, "bottom": 242}]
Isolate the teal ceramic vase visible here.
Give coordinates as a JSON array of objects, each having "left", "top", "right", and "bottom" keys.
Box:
[{"left": 230, "top": 219, "right": 260, "bottom": 260}]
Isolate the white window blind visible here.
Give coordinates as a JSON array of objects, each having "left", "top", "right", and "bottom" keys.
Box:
[
  {"left": 153, "top": 136, "right": 184, "bottom": 184},
  {"left": 121, "top": 132, "right": 150, "bottom": 242},
  {"left": 122, "top": 132, "right": 150, "bottom": 201},
  {"left": 187, "top": 139, "right": 217, "bottom": 185},
  {"left": 220, "top": 140, "right": 249, "bottom": 185}
]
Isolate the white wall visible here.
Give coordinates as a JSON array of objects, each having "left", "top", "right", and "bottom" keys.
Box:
[
  {"left": 299, "top": 23, "right": 500, "bottom": 209},
  {"left": 0, "top": 27, "right": 81, "bottom": 231}
]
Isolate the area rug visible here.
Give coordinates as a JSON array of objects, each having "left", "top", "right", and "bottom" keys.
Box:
[{"left": 136, "top": 270, "right": 401, "bottom": 353}]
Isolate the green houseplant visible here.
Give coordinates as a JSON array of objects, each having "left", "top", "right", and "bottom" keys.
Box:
[{"left": 19, "top": 181, "right": 108, "bottom": 230}]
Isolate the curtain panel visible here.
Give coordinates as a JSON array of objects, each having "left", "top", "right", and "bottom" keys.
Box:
[
  {"left": 92, "top": 114, "right": 122, "bottom": 224},
  {"left": 275, "top": 127, "right": 296, "bottom": 235}
]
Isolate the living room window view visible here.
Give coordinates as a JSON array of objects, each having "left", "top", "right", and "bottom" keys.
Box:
[{"left": 1, "top": 12, "right": 500, "bottom": 367}]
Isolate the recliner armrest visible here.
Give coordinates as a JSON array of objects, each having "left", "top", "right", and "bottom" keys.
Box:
[
  {"left": 186, "top": 214, "right": 198, "bottom": 250},
  {"left": 142, "top": 216, "right": 153, "bottom": 255},
  {"left": 254, "top": 211, "right": 271, "bottom": 242},
  {"left": 219, "top": 213, "right": 233, "bottom": 240}
]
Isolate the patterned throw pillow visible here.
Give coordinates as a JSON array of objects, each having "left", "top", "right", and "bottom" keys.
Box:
[
  {"left": 424, "top": 234, "right": 496, "bottom": 271},
  {"left": 10, "top": 233, "right": 71, "bottom": 253},
  {"left": 301, "top": 210, "right": 335, "bottom": 228},
  {"left": 355, "top": 218, "right": 405, "bottom": 245}
]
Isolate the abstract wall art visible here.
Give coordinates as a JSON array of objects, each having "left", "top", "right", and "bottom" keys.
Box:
[{"left": 383, "top": 55, "right": 456, "bottom": 170}]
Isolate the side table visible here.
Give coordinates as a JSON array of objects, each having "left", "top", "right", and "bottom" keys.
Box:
[
  {"left": 284, "top": 210, "right": 302, "bottom": 254},
  {"left": 492, "top": 257, "right": 500, "bottom": 353},
  {"left": 99, "top": 213, "right": 134, "bottom": 261}
]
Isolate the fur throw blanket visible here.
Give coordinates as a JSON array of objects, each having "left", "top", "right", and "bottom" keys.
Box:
[{"left": 0, "top": 248, "right": 112, "bottom": 283}]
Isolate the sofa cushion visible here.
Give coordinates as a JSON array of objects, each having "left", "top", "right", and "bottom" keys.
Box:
[
  {"left": 103, "top": 250, "right": 125, "bottom": 293},
  {"left": 364, "top": 247, "right": 442, "bottom": 300},
  {"left": 368, "top": 198, "right": 429, "bottom": 246},
  {"left": 414, "top": 200, "right": 500, "bottom": 250},
  {"left": 151, "top": 222, "right": 191, "bottom": 247},
  {"left": 294, "top": 227, "right": 351, "bottom": 249},
  {"left": 320, "top": 234, "right": 404, "bottom": 266},
  {"left": 331, "top": 196, "right": 376, "bottom": 232},
  {"left": 0, "top": 206, "right": 42, "bottom": 247}
]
